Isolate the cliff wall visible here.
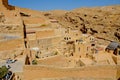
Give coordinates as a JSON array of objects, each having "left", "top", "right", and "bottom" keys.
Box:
[{"left": 0, "top": 0, "right": 15, "bottom": 10}]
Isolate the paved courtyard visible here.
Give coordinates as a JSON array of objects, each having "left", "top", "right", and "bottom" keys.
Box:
[{"left": 0, "top": 56, "right": 25, "bottom": 72}]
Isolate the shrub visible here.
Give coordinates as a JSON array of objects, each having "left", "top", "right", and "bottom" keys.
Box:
[
  {"left": 40, "top": 24, "right": 46, "bottom": 27},
  {"left": 54, "top": 51, "right": 58, "bottom": 55},
  {"left": 32, "top": 60, "right": 38, "bottom": 65},
  {"left": 0, "top": 66, "right": 8, "bottom": 78}
]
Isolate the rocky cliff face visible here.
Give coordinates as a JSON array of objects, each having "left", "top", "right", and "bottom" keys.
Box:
[
  {"left": 43, "top": 6, "right": 120, "bottom": 42},
  {"left": 0, "top": 0, "right": 120, "bottom": 42},
  {"left": 0, "top": 0, "right": 48, "bottom": 39},
  {"left": 0, "top": 0, "right": 22, "bottom": 39},
  {"left": 0, "top": 0, "right": 15, "bottom": 10}
]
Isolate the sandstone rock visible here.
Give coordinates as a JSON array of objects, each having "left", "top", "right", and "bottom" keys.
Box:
[
  {"left": 43, "top": 5, "right": 120, "bottom": 42},
  {"left": 0, "top": 0, "right": 15, "bottom": 10}
]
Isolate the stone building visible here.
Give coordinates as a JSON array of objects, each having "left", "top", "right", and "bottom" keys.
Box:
[
  {"left": 105, "top": 41, "right": 120, "bottom": 65},
  {"left": 106, "top": 41, "right": 120, "bottom": 55}
]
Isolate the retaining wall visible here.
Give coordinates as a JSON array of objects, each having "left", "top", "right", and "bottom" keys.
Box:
[{"left": 23, "top": 65, "right": 117, "bottom": 80}]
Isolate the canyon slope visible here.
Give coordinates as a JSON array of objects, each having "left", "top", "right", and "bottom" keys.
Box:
[
  {"left": 43, "top": 5, "right": 120, "bottom": 42},
  {"left": 0, "top": 0, "right": 120, "bottom": 42}
]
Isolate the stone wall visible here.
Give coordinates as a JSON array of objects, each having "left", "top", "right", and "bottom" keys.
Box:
[
  {"left": 0, "top": 48, "right": 23, "bottom": 59},
  {"left": 28, "top": 36, "right": 62, "bottom": 50},
  {"left": 23, "top": 65, "right": 117, "bottom": 80},
  {"left": 0, "top": 39, "right": 24, "bottom": 51},
  {"left": 36, "top": 30, "right": 55, "bottom": 39},
  {"left": 117, "top": 65, "right": 120, "bottom": 79},
  {"left": 0, "top": 10, "right": 24, "bottom": 37},
  {"left": 0, "top": 39, "right": 24, "bottom": 59},
  {"left": 37, "top": 56, "right": 70, "bottom": 67},
  {"left": 0, "top": 38, "right": 24, "bottom": 59}
]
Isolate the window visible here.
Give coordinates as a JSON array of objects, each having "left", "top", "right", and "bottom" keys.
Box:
[
  {"left": 64, "top": 37, "right": 66, "bottom": 40},
  {"left": 87, "top": 47, "right": 88, "bottom": 51},
  {"left": 76, "top": 34, "right": 78, "bottom": 36},
  {"left": 76, "top": 40, "right": 78, "bottom": 42},
  {"left": 79, "top": 47, "right": 80, "bottom": 52},
  {"left": 64, "top": 48, "right": 66, "bottom": 50},
  {"left": 91, "top": 44, "right": 95, "bottom": 46},
  {"left": 84, "top": 14, "right": 87, "bottom": 17},
  {"left": 66, "top": 37, "right": 68, "bottom": 40}
]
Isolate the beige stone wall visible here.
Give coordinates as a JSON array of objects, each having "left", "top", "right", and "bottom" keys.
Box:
[
  {"left": 27, "top": 35, "right": 62, "bottom": 51},
  {"left": 2, "top": 11, "right": 22, "bottom": 24},
  {"left": 36, "top": 30, "right": 55, "bottom": 39},
  {"left": 38, "top": 38, "right": 52, "bottom": 50},
  {"left": 74, "top": 43, "right": 87, "bottom": 58},
  {"left": 112, "top": 55, "right": 120, "bottom": 65},
  {"left": 23, "top": 17, "right": 45, "bottom": 25},
  {"left": 0, "top": 39, "right": 24, "bottom": 51},
  {"left": 0, "top": 49, "right": 23, "bottom": 59},
  {"left": 117, "top": 56, "right": 120, "bottom": 64},
  {"left": 51, "top": 36, "right": 62, "bottom": 45},
  {"left": 27, "top": 33, "right": 36, "bottom": 40},
  {"left": 23, "top": 65, "right": 117, "bottom": 80},
  {"left": 117, "top": 65, "right": 120, "bottom": 79},
  {"left": 38, "top": 37, "right": 60, "bottom": 50},
  {"left": 28, "top": 40, "right": 38, "bottom": 48},
  {"left": 0, "top": 11, "right": 24, "bottom": 37},
  {"left": 37, "top": 56, "right": 70, "bottom": 67},
  {"left": 0, "top": 38, "right": 24, "bottom": 59},
  {"left": 15, "top": 72, "right": 23, "bottom": 80}
]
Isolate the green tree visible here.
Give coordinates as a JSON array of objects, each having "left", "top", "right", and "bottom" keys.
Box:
[{"left": 0, "top": 66, "right": 8, "bottom": 78}]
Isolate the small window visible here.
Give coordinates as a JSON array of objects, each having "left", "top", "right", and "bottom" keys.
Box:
[
  {"left": 76, "top": 34, "right": 78, "bottom": 36},
  {"left": 64, "top": 48, "right": 66, "bottom": 50},
  {"left": 79, "top": 47, "right": 80, "bottom": 52},
  {"left": 87, "top": 47, "right": 89, "bottom": 51},
  {"left": 75, "top": 26, "right": 78, "bottom": 28},
  {"left": 64, "top": 37, "right": 66, "bottom": 40},
  {"left": 66, "top": 37, "right": 68, "bottom": 40},
  {"left": 15, "top": 14, "right": 17, "bottom": 16},
  {"left": 91, "top": 44, "right": 95, "bottom": 46},
  {"left": 84, "top": 14, "right": 87, "bottom": 17},
  {"left": 76, "top": 40, "right": 78, "bottom": 42}
]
